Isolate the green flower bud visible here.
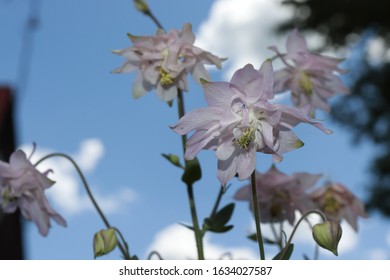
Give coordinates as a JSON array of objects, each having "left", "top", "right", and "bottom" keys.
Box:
[
  {"left": 133, "top": 0, "right": 149, "bottom": 14},
  {"left": 93, "top": 228, "right": 118, "bottom": 258},
  {"left": 312, "top": 221, "right": 342, "bottom": 256}
]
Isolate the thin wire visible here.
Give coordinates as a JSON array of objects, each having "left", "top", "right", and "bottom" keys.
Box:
[{"left": 17, "top": 0, "right": 41, "bottom": 95}]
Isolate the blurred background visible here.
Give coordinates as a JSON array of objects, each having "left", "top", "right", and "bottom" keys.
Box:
[{"left": 1, "top": 0, "right": 390, "bottom": 260}]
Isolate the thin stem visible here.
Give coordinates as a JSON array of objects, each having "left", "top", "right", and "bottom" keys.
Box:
[
  {"left": 186, "top": 182, "right": 205, "bottom": 260},
  {"left": 209, "top": 185, "right": 225, "bottom": 219},
  {"left": 113, "top": 227, "right": 131, "bottom": 258},
  {"left": 279, "top": 209, "right": 327, "bottom": 260},
  {"left": 250, "top": 171, "right": 265, "bottom": 260},
  {"left": 135, "top": 1, "right": 204, "bottom": 259},
  {"left": 144, "top": 10, "right": 164, "bottom": 30},
  {"left": 147, "top": 251, "right": 164, "bottom": 260},
  {"left": 176, "top": 89, "right": 204, "bottom": 260},
  {"left": 270, "top": 222, "right": 283, "bottom": 250},
  {"left": 177, "top": 89, "right": 187, "bottom": 152},
  {"left": 34, "top": 153, "right": 131, "bottom": 260},
  {"left": 303, "top": 216, "right": 320, "bottom": 260}
]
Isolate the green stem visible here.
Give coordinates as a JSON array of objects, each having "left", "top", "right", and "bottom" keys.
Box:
[
  {"left": 147, "top": 251, "right": 164, "bottom": 260},
  {"left": 144, "top": 10, "right": 164, "bottom": 30},
  {"left": 186, "top": 182, "right": 204, "bottom": 260},
  {"left": 134, "top": 1, "right": 204, "bottom": 260},
  {"left": 250, "top": 171, "right": 265, "bottom": 260},
  {"left": 279, "top": 209, "right": 327, "bottom": 260},
  {"left": 270, "top": 222, "right": 283, "bottom": 250},
  {"left": 34, "top": 153, "right": 131, "bottom": 260},
  {"left": 177, "top": 89, "right": 205, "bottom": 260},
  {"left": 209, "top": 185, "right": 225, "bottom": 219}
]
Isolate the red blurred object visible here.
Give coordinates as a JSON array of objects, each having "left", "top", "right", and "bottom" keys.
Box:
[{"left": 0, "top": 86, "right": 24, "bottom": 260}]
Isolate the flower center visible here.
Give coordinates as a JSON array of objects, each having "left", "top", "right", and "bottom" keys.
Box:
[
  {"left": 322, "top": 190, "right": 342, "bottom": 215},
  {"left": 235, "top": 127, "right": 255, "bottom": 149},
  {"left": 0, "top": 186, "right": 16, "bottom": 207},
  {"left": 159, "top": 68, "right": 174, "bottom": 86},
  {"left": 270, "top": 190, "right": 289, "bottom": 219},
  {"left": 299, "top": 71, "right": 313, "bottom": 96}
]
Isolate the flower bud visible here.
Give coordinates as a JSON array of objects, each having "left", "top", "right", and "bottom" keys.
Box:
[
  {"left": 133, "top": 0, "right": 149, "bottom": 14},
  {"left": 93, "top": 228, "right": 118, "bottom": 258},
  {"left": 312, "top": 221, "right": 342, "bottom": 256}
]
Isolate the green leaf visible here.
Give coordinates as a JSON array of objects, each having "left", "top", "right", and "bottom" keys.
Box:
[
  {"left": 203, "top": 203, "right": 235, "bottom": 233},
  {"left": 208, "top": 225, "right": 234, "bottom": 233},
  {"left": 263, "top": 237, "right": 278, "bottom": 245},
  {"left": 272, "top": 243, "right": 294, "bottom": 260},
  {"left": 212, "top": 203, "right": 235, "bottom": 227},
  {"left": 247, "top": 233, "right": 258, "bottom": 241},
  {"left": 179, "top": 223, "right": 194, "bottom": 231},
  {"left": 247, "top": 234, "right": 277, "bottom": 245},
  {"left": 162, "top": 153, "right": 183, "bottom": 168},
  {"left": 181, "top": 157, "right": 202, "bottom": 185}
]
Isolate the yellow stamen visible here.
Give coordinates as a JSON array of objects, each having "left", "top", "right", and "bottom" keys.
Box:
[
  {"left": 159, "top": 68, "right": 174, "bottom": 86},
  {"left": 236, "top": 127, "right": 255, "bottom": 149},
  {"left": 299, "top": 71, "right": 313, "bottom": 96},
  {"left": 322, "top": 190, "right": 342, "bottom": 215}
]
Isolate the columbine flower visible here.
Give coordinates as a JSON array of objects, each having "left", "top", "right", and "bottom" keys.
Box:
[
  {"left": 0, "top": 148, "right": 66, "bottom": 236},
  {"left": 269, "top": 29, "right": 349, "bottom": 114},
  {"left": 112, "top": 23, "right": 224, "bottom": 102},
  {"left": 310, "top": 182, "right": 367, "bottom": 231},
  {"left": 171, "top": 61, "right": 332, "bottom": 186},
  {"left": 234, "top": 166, "right": 321, "bottom": 225}
]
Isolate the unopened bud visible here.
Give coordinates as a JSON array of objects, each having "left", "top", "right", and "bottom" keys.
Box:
[
  {"left": 93, "top": 228, "right": 118, "bottom": 258},
  {"left": 133, "top": 0, "right": 149, "bottom": 14},
  {"left": 312, "top": 221, "right": 342, "bottom": 256}
]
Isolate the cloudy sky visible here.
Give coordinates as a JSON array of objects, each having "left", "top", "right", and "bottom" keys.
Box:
[{"left": 1, "top": 0, "right": 389, "bottom": 260}]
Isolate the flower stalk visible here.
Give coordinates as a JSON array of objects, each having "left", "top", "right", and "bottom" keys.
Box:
[
  {"left": 177, "top": 89, "right": 205, "bottom": 260},
  {"left": 34, "top": 153, "right": 132, "bottom": 260},
  {"left": 279, "top": 209, "right": 327, "bottom": 260},
  {"left": 250, "top": 171, "right": 266, "bottom": 260}
]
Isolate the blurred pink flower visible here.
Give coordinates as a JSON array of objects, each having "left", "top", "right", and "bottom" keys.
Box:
[
  {"left": 113, "top": 23, "right": 224, "bottom": 102},
  {"left": 310, "top": 182, "right": 367, "bottom": 231},
  {"left": 0, "top": 149, "right": 66, "bottom": 236},
  {"left": 269, "top": 29, "right": 349, "bottom": 114},
  {"left": 234, "top": 166, "right": 321, "bottom": 225},
  {"left": 171, "top": 61, "right": 332, "bottom": 186}
]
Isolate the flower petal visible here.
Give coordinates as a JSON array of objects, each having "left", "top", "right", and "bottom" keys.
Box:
[{"left": 171, "top": 107, "right": 222, "bottom": 135}]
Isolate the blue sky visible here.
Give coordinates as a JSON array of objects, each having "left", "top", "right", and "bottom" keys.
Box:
[{"left": 1, "top": 0, "right": 389, "bottom": 260}]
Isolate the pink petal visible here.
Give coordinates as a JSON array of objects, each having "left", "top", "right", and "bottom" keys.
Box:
[
  {"left": 233, "top": 185, "right": 251, "bottom": 201},
  {"left": 286, "top": 29, "right": 308, "bottom": 54},
  {"left": 191, "top": 63, "right": 210, "bottom": 84},
  {"left": 203, "top": 81, "right": 235, "bottom": 108},
  {"left": 276, "top": 130, "right": 304, "bottom": 155},
  {"left": 236, "top": 150, "right": 256, "bottom": 181},
  {"left": 217, "top": 152, "right": 238, "bottom": 187},
  {"left": 171, "top": 107, "right": 222, "bottom": 135},
  {"left": 216, "top": 136, "right": 235, "bottom": 160}
]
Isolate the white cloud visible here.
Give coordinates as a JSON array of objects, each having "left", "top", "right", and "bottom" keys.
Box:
[
  {"left": 20, "top": 139, "right": 138, "bottom": 216},
  {"left": 367, "top": 249, "right": 388, "bottom": 260},
  {"left": 146, "top": 223, "right": 257, "bottom": 260},
  {"left": 196, "top": 0, "right": 293, "bottom": 79},
  {"left": 74, "top": 138, "right": 104, "bottom": 172}
]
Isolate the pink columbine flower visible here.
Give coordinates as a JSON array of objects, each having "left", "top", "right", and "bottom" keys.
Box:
[
  {"left": 310, "top": 182, "right": 367, "bottom": 231},
  {"left": 234, "top": 166, "right": 321, "bottom": 225},
  {"left": 269, "top": 29, "right": 349, "bottom": 114},
  {"left": 112, "top": 23, "right": 224, "bottom": 102},
  {"left": 0, "top": 149, "right": 66, "bottom": 236},
  {"left": 171, "top": 61, "right": 332, "bottom": 186}
]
